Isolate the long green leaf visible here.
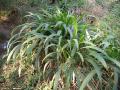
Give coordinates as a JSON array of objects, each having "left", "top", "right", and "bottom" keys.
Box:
[
  {"left": 89, "top": 50, "right": 108, "bottom": 69},
  {"left": 42, "top": 52, "right": 56, "bottom": 62},
  {"left": 80, "top": 70, "right": 96, "bottom": 90},
  {"left": 7, "top": 45, "right": 21, "bottom": 63},
  {"left": 45, "top": 44, "right": 56, "bottom": 55},
  {"left": 76, "top": 52, "right": 84, "bottom": 62},
  {"left": 87, "top": 59, "right": 102, "bottom": 83},
  {"left": 53, "top": 70, "right": 61, "bottom": 90}
]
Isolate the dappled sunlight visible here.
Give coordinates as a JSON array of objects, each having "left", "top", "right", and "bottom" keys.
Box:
[{"left": 0, "top": 0, "right": 120, "bottom": 90}]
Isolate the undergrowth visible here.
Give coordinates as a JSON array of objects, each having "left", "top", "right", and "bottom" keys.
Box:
[
  {"left": 6, "top": 8, "right": 120, "bottom": 90},
  {"left": 0, "top": 0, "right": 120, "bottom": 90}
]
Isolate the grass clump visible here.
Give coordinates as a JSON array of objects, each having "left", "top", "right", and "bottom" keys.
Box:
[{"left": 6, "top": 8, "right": 120, "bottom": 90}]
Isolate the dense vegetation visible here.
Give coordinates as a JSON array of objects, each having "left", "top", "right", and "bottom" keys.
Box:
[{"left": 0, "top": 0, "right": 120, "bottom": 90}]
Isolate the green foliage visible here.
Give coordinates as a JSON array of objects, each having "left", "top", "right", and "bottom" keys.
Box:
[
  {"left": 0, "top": 0, "right": 18, "bottom": 10},
  {"left": 59, "top": 0, "right": 85, "bottom": 10},
  {"left": 6, "top": 8, "right": 120, "bottom": 89},
  {"left": 102, "top": 1, "right": 120, "bottom": 60},
  {"left": 0, "top": 0, "right": 11, "bottom": 9},
  {"left": 0, "top": 75, "right": 5, "bottom": 83}
]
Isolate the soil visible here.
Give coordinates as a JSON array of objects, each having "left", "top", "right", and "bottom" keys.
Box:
[{"left": 0, "top": 8, "right": 21, "bottom": 55}]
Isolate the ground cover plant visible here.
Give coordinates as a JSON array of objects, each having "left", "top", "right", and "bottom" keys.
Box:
[
  {"left": 0, "top": 0, "right": 120, "bottom": 90},
  {"left": 5, "top": 7, "right": 120, "bottom": 89},
  {"left": 102, "top": 1, "right": 120, "bottom": 60}
]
